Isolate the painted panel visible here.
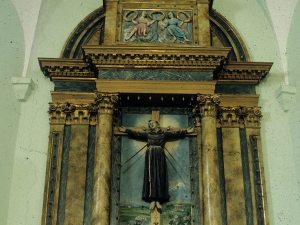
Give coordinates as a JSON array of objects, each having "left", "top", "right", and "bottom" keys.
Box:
[{"left": 119, "top": 113, "right": 192, "bottom": 225}]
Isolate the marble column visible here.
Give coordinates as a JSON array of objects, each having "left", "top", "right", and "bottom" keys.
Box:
[
  {"left": 92, "top": 93, "right": 119, "bottom": 225},
  {"left": 197, "top": 94, "right": 222, "bottom": 225}
]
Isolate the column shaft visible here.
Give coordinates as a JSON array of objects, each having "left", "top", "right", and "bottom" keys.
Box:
[
  {"left": 92, "top": 93, "right": 118, "bottom": 225},
  {"left": 198, "top": 95, "right": 222, "bottom": 225}
]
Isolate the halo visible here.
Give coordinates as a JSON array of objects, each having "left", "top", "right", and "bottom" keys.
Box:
[
  {"left": 149, "top": 10, "right": 166, "bottom": 21},
  {"left": 123, "top": 10, "right": 138, "bottom": 22},
  {"left": 176, "top": 11, "right": 191, "bottom": 23}
]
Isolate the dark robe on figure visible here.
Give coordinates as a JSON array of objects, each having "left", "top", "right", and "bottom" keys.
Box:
[{"left": 126, "top": 128, "right": 186, "bottom": 204}]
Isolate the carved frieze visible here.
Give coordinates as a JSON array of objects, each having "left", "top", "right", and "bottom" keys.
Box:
[
  {"left": 82, "top": 46, "right": 230, "bottom": 70},
  {"left": 121, "top": 10, "right": 193, "bottom": 44}
]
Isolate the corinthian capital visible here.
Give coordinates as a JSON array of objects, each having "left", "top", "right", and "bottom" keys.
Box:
[
  {"left": 217, "top": 106, "right": 262, "bottom": 128},
  {"left": 244, "top": 107, "right": 262, "bottom": 128},
  {"left": 196, "top": 94, "right": 221, "bottom": 118},
  {"left": 48, "top": 102, "right": 75, "bottom": 124},
  {"left": 48, "top": 102, "right": 98, "bottom": 125},
  {"left": 94, "top": 92, "right": 119, "bottom": 115}
]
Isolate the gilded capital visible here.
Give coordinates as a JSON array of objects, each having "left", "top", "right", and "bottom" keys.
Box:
[
  {"left": 48, "top": 102, "right": 98, "bottom": 125},
  {"left": 94, "top": 92, "right": 119, "bottom": 115},
  {"left": 244, "top": 107, "right": 262, "bottom": 128},
  {"left": 196, "top": 94, "right": 220, "bottom": 118},
  {"left": 217, "top": 106, "right": 262, "bottom": 128}
]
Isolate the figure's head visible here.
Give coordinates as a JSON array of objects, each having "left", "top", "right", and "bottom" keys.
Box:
[
  {"left": 168, "top": 12, "right": 174, "bottom": 18},
  {"left": 141, "top": 11, "right": 148, "bottom": 17},
  {"left": 148, "top": 120, "right": 160, "bottom": 130}
]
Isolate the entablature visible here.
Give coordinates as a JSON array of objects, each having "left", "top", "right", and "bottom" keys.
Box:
[
  {"left": 82, "top": 45, "right": 231, "bottom": 71},
  {"left": 38, "top": 58, "right": 95, "bottom": 81},
  {"left": 217, "top": 61, "right": 273, "bottom": 84}
]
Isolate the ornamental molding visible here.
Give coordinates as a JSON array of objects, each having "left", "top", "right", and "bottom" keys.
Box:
[
  {"left": 48, "top": 93, "right": 120, "bottom": 124},
  {"left": 39, "top": 48, "right": 273, "bottom": 85},
  {"left": 38, "top": 58, "right": 96, "bottom": 80},
  {"left": 82, "top": 45, "right": 230, "bottom": 71},
  {"left": 48, "top": 102, "right": 98, "bottom": 125},
  {"left": 218, "top": 106, "right": 262, "bottom": 128},
  {"left": 217, "top": 62, "right": 273, "bottom": 84}
]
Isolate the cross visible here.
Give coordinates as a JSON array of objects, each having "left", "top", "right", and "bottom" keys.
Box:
[
  {"left": 151, "top": 110, "right": 160, "bottom": 123},
  {"left": 150, "top": 110, "right": 162, "bottom": 225},
  {"left": 151, "top": 209, "right": 160, "bottom": 225},
  {"left": 117, "top": 110, "right": 194, "bottom": 225}
]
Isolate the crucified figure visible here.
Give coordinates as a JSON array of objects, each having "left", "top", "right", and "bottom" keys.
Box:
[{"left": 119, "top": 120, "right": 194, "bottom": 211}]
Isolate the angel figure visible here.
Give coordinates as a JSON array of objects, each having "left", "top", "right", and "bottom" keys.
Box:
[
  {"left": 159, "top": 12, "right": 190, "bottom": 42},
  {"left": 125, "top": 11, "right": 156, "bottom": 41}
]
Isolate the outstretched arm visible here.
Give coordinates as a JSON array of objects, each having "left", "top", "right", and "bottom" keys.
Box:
[
  {"left": 119, "top": 126, "right": 148, "bottom": 141},
  {"left": 165, "top": 127, "right": 195, "bottom": 140},
  {"left": 148, "top": 19, "right": 156, "bottom": 26},
  {"left": 131, "top": 19, "right": 138, "bottom": 25},
  {"left": 159, "top": 20, "right": 167, "bottom": 28}
]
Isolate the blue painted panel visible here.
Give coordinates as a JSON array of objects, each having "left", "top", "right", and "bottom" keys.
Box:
[{"left": 119, "top": 113, "right": 192, "bottom": 225}]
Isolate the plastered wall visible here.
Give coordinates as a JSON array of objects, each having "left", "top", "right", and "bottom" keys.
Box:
[
  {"left": 0, "top": 1, "right": 24, "bottom": 224},
  {"left": 3, "top": 0, "right": 101, "bottom": 224},
  {"left": 2, "top": 0, "right": 300, "bottom": 224},
  {"left": 287, "top": 1, "right": 300, "bottom": 219},
  {"left": 214, "top": 1, "right": 300, "bottom": 224}
]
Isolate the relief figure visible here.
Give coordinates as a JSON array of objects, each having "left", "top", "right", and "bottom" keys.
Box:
[
  {"left": 123, "top": 10, "right": 192, "bottom": 43},
  {"left": 124, "top": 11, "right": 157, "bottom": 42},
  {"left": 159, "top": 12, "right": 190, "bottom": 43}
]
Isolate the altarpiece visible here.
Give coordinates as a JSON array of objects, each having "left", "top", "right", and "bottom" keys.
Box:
[{"left": 39, "top": 0, "right": 272, "bottom": 224}]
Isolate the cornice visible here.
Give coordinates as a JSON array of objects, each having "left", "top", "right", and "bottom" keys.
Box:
[
  {"left": 38, "top": 58, "right": 96, "bottom": 81},
  {"left": 82, "top": 45, "right": 231, "bottom": 71},
  {"left": 216, "top": 61, "right": 273, "bottom": 84},
  {"left": 39, "top": 50, "right": 273, "bottom": 85}
]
